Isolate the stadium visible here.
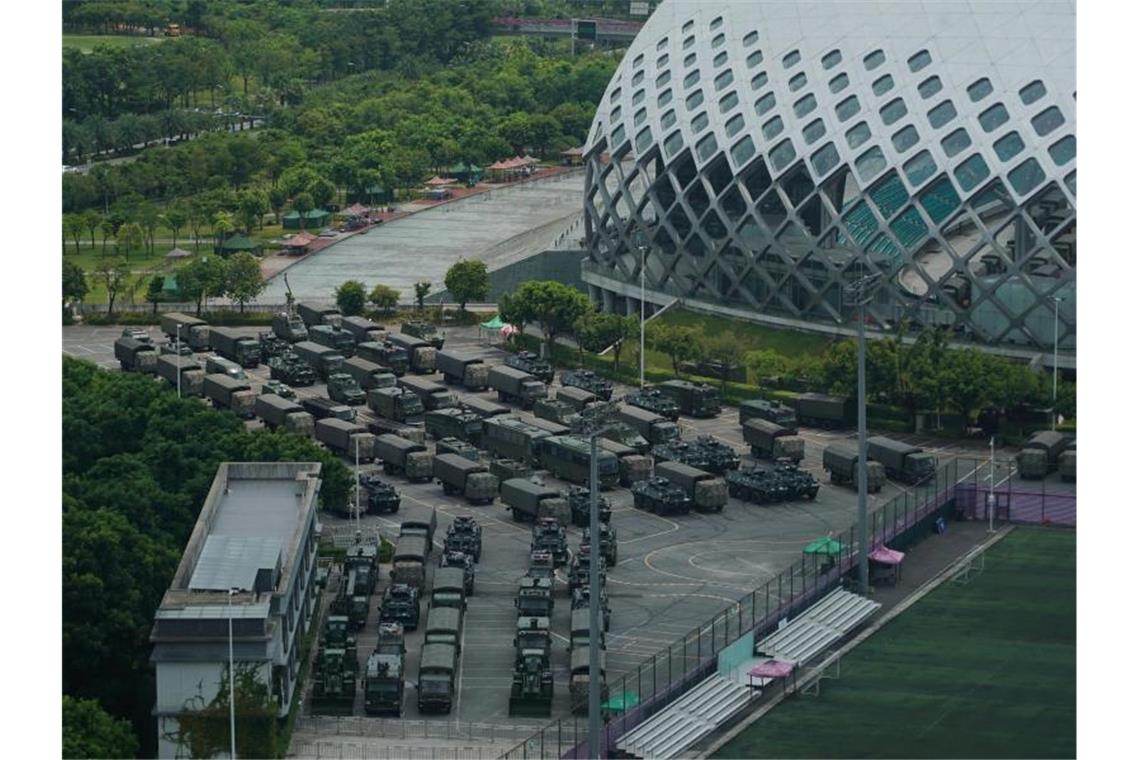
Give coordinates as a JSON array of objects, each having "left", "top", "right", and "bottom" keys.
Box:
[{"left": 580, "top": 0, "right": 1075, "bottom": 352}]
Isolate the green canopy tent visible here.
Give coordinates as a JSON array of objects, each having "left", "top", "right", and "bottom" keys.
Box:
[
  {"left": 364, "top": 185, "right": 393, "bottom": 205},
  {"left": 479, "top": 314, "right": 519, "bottom": 346},
  {"left": 803, "top": 537, "right": 845, "bottom": 556},
  {"left": 215, "top": 234, "right": 263, "bottom": 256},
  {"left": 281, "top": 209, "right": 304, "bottom": 230},
  {"left": 601, "top": 692, "right": 640, "bottom": 718},
  {"left": 447, "top": 162, "right": 484, "bottom": 185},
  {"left": 304, "top": 208, "right": 331, "bottom": 227}
]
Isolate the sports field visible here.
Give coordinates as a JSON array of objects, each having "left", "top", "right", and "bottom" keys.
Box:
[{"left": 713, "top": 527, "right": 1076, "bottom": 759}]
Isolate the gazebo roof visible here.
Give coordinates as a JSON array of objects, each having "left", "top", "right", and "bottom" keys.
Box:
[
  {"left": 281, "top": 232, "right": 316, "bottom": 248},
  {"left": 426, "top": 175, "right": 457, "bottom": 186},
  {"left": 218, "top": 234, "right": 262, "bottom": 251},
  {"left": 561, "top": 146, "right": 584, "bottom": 156},
  {"left": 165, "top": 247, "right": 193, "bottom": 259},
  {"left": 303, "top": 208, "right": 330, "bottom": 219}
]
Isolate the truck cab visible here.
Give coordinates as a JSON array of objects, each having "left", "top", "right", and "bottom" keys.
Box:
[
  {"left": 206, "top": 355, "right": 246, "bottom": 380},
  {"left": 327, "top": 373, "right": 366, "bottom": 405}
]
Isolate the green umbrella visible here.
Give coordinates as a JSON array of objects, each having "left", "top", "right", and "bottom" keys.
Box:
[
  {"left": 803, "top": 536, "right": 845, "bottom": 556},
  {"left": 602, "top": 692, "right": 640, "bottom": 714}
]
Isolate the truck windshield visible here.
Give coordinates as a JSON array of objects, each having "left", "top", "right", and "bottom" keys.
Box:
[
  {"left": 368, "top": 682, "right": 398, "bottom": 695},
  {"left": 658, "top": 423, "right": 680, "bottom": 440},
  {"left": 421, "top": 677, "right": 450, "bottom": 694},
  {"left": 400, "top": 398, "right": 421, "bottom": 412},
  {"left": 334, "top": 408, "right": 354, "bottom": 421},
  {"left": 519, "top": 599, "right": 548, "bottom": 615}
]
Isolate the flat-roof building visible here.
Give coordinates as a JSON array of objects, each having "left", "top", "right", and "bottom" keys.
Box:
[{"left": 150, "top": 462, "right": 323, "bottom": 758}]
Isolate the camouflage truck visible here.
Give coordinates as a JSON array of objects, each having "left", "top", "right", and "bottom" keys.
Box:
[
  {"left": 114, "top": 337, "right": 157, "bottom": 373},
  {"left": 795, "top": 392, "right": 852, "bottom": 429},
  {"left": 1017, "top": 430, "right": 1069, "bottom": 479},
  {"left": 270, "top": 311, "right": 308, "bottom": 343},
  {"left": 356, "top": 341, "right": 410, "bottom": 376},
  {"left": 742, "top": 418, "right": 805, "bottom": 462},
  {"left": 379, "top": 583, "right": 421, "bottom": 630},
  {"left": 501, "top": 478, "right": 571, "bottom": 525},
  {"left": 443, "top": 514, "right": 483, "bottom": 562},
  {"left": 292, "top": 340, "right": 345, "bottom": 382},
  {"left": 254, "top": 394, "right": 315, "bottom": 437},
  {"left": 598, "top": 438, "right": 653, "bottom": 487},
  {"left": 327, "top": 373, "right": 367, "bottom": 406},
  {"left": 435, "top": 436, "right": 480, "bottom": 462},
  {"left": 739, "top": 398, "right": 797, "bottom": 429},
  {"left": 387, "top": 332, "right": 438, "bottom": 374},
  {"left": 425, "top": 407, "right": 483, "bottom": 445},
  {"left": 569, "top": 647, "right": 608, "bottom": 716},
  {"left": 398, "top": 375, "right": 456, "bottom": 412},
  {"left": 208, "top": 326, "right": 261, "bottom": 368},
  {"left": 341, "top": 355, "right": 398, "bottom": 391},
  {"left": 534, "top": 398, "right": 581, "bottom": 427},
  {"left": 342, "top": 315, "right": 387, "bottom": 345},
  {"left": 315, "top": 418, "right": 374, "bottom": 458},
  {"left": 368, "top": 386, "right": 425, "bottom": 424},
  {"left": 401, "top": 320, "right": 445, "bottom": 350},
  {"left": 156, "top": 354, "right": 205, "bottom": 396},
  {"left": 564, "top": 485, "right": 613, "bottom": 528},
  {"left": 489, "top": 365, "right": 547, "bottom": 409},
  {"left": 617, "top": 404, "right": 680, "bottom": 445},
  {"left": 433, "top": 453, "right": 499, "bottom": 504},
  {"left": 203, "top": 374, "right": 256, "bottom": 418},
  {"left": 416, "top": 643, "right": 458, "bottom": 714},
  {"left": 374, "top": 434, "right": 433, "bottom": 481},
  {"left": 505, "top": 350, "right": 554, "bottom": 384},
  {"left": 296, "top": 302, "right": 342, "bottom": 329},
  {"left": 160, "top": 312, "right": 211, "bottom": 350},
  {"left": 309, "top": 324, "right": 357, "bottom": 358},
  {"left": 654, "top": 460, "right": 728, "bottom": 512},
  {"left": 867, "top": 436, "right": 936, "bottom": 485},
  {"left": 560, "top": 369, "right": 613, "bottom": 400},
  {"left": 822, "top": 443, "right": 886, "bottom": 492},
  {"left": 656, "top": 379, "right": 721, "bottom": 418},
  {"left": 436, "top": 350, "right": 489, "bottom": 390},
  {"left": 363, "top": 623, "right": 406, "bottom": 716},
  {"left": 509, "top": 616, "right": 554, "bottom": 717}
]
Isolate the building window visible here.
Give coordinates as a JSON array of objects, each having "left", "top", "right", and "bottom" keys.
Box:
[
  {"left": 755, "top": 92, "right": 776, "bottom": 116},
  {"left": 714, "top": 51, "right": 728, "bottom": 67},
  {"left": 663, "top": 129, "right": 683, "bottom": 157},
  {"left": 632, "top": 89, "right": 645, "bottom": 106},
  {"left": 657, "top": 36, "right": 669, "bottom": 51},
  {"left": 782, "top": 50, "right": 801, "bottom": 68},
  {"left": 660, "top": 109, "right": 676, "bottom": 128},
  {"left": 1049, "top": 135, "right": 1076, "bottom": 166},
  {"left": 685, "top": 52, "right": 696, "bottom": 67},
  {"left": 610, "top": 88, "right": 622, "bottom": 103},
  {"left": 993, "top": 131, "right": 1025, "bottom": 162},
  {"left": 632, "top": 70, "right": 645, "bottom": 86},
  {"left": 632, "top": 53, "right": 644, "bottom": 67},
  {"left": 978, "top": 103, "right": 1009, "bottom": 133},
  {"left": 719, "top": 91, "right": 739, "bottom": 113},
  {"left": 880, "top": 97, "right": 907, "bottom": 126},
  {"left": 657, "top": 89, "right": 673, "bottom": 107},
  {"left": 794, "top": 94, "right": 817, "bottom": 117},
  {"left": 657, "top": 54, "right": 669, "bottom": 69},
  {"left": 855, "top": 146, "right": 887, "bottom": 181},
  {"left": 743, "top": 30, "right": 759, "bottom": 47},
  {"left": 656, "top": 70, "right": 671, "bottom": 88},
  {"left": 829, "top": 73, "right": 849, "bottom": 93},
  {"left": 683, "top": 35, "right": 695, "bottom": 50},
  {"left": 872, "top": 74, "right": 894, "bottom": 96},
  {"left": 1020, "top": 80, "right": 1047, "bottom": 105},
  {"left": 636, "top": 126, "right": 653, "bottom": 152},
  {"left": 770, "top": 139, "right": 796, "bottom": 172},
  {"left": 684, "top": 70, "right": 700, "bottom": 88},
  {"left": 928, "top": 100, "right": 957, "bottom": 129},
  {"left": 953, "top": 153, "right": 990, "bottom": 192},
  {"left": 1009, "top": 157, "right": 1046, "bottom": 194},
  {"left": 803, "top": 118, "right": 826, "bottom": 144},
  {"left": 714, "top": 70, "right": 734, "bottom": 91},
  {"left": 730, "top": 136, "right": 756, "bottom": 165},
  {"left": 908, "top": 49, "right": 932, "bottom": 71},
  {"left": 751, "top": 71, "right": 768, "bottom": 90},
  {"left": 892, "top": 125, "right": 919, "bottom": 153},
  {"left": 682, "top": 19, "right": 693, "bottom": 33},
  {"left": 696, "top": 133, "right": 718, "bottom": 161},
  {"left": 762, "top": 115, "right": 784, "bottom": 140},
  {"left": 789, "top": 72, "right": 807, "bottom": 92},
  {"left": 863, "top": 49, "right": 885, "bottom": 70},
  {"left": 634, "top": 107, "right": 646, "bottom": 125},
  {"left": 725, "top": 113, "right": 745, "bottom": 137},
  {"left": 918, "top": 76, "right": 942, "bottom": 100},
  {"left": 747, "top": 50, "right": 764, "bottom": 68},
  {"left": 903, "top": 150, "right": 936, "bottom": 186},
  {"left": 710, "top": 15, "right": 723, "bottom": 30},
  {"left": 712, "top": 33, "right": 725, "bottom": 48},
  {"left": 610, "top": 105, "right": 621, "bottom": 123},
  {"left": 941, "top": 128, "right": 971, "bottom": 158},
  {"left": 846, "top": 121, "right": 871, "bottom": 149},
  {"left": 691, "top": 111, "right": 709, "bottom": 133},
  {"left": 822, "top": 49, "right": 842, "bottom": 69},
  {"left": 811, "top": 142, "right": 840, "bottom": 175},
  {"left": 968, "top": 78, "right": 993, "bottom": 102},
  {"left": 1032, "top": 106, "right": 1065, "bottom": 136},
  {"left": 686, "top": 90, "right": 704, "bottom": 110}
]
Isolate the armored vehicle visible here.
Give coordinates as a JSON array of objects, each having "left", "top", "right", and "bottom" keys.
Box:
[
  {"left": 560, "top": 369, "right": 613, "bottom": 400},
  {"left": 380, "top": 583, "right": 421, "bottom": 630},
  {"left": 726, "top": 464, "right": 820, "bottom": 503},
  {"left": 254, "top": 394, "right": 315, "bottom": 437},
  {"left": 401, "top": 320, "right": 445, "bottom": 350},
  {"left": 617, "top": 404, "right": 680, "bottom": 445},
  {"left": 515, "top": 577, "right": 554, "bottom": 618},
  {"left": 301, "top": 396, "right": 355, "bottom": 423},
  {"left": 258, "top": 331, "right": 291, "bottom": 361},
  {"left": 461, "top": 396, "right": 511, "bottom": 419},
  {"left": 822, "top": 444, "right": 886, "bottom": 492},
  {"left": 268, "top": 353, "right": 316, "bottom": 386},
  {"left": 526, "top": 551, "right": 555, "bottom": 583},
  {"left": 158, "top": 340, "right": 193, "bottom": 357},
  {"left": 292, "top": 340, "right": 345, "bottom": 381},
  {"left": 490, "top": 458, "right": 532, "bottom": 483},
  {"left": 655, "top": 460, "right": 728, "bottom": 513},
  {"left": 624, "top": 389, "right": 681, "bottom": 421},
  {"left": 555, "top": 385, "right": 600, "bottom": 412},
  {"left": 530, "top": 517, "right": 569, "bottom": 566},
  {"left": 439, "top": 550, "right": 476, "bottom": 594},
  {"left": 488, "top": 365, "right": 547, "bottom": 409},
  {"left": 260, "top": 379, "right": 295, "bottom": 399},
  {"left": 433, "top": 454, "right": 499, "bottom": 504},
  {"left": 387, "top": 332, "right": 437, "bottom": 374},
  {"left": 534, "top": 397, "right": 581, "bottom": 427},
  {"left": 203, "top": 374, "right": 255, "bottom": 418},
  {"left": 739, "top": 398, "right": 797, "bottom": 429},
  {"left": 311, "top": 647, "right": 356, "bottom": 715},
  {"left": 743, "top": 418, "right": 805, "bottom": 462},
  {"left": 436, "top": 350, "right": 488, "bottom": 390},
  {"left": 425, "top": 408, "right": 483, "bottom": 444},
  {"left": 320, "top": 615, "right": 357, "bottom": 664},
  {"left": 795, "top": 392, "right": 852, "bottom": 429},
  {"left": 656, "top": 379, "right": 721, "bottom": 418},
  {"left": 564, "top": 485, "right": 612, "bottom": 528},
  {"left": 326, "top": 373, "right": 366, "bottom": 406},
  {"left": 416, "top": 643, "right": 457, "bottom": 713},
  {"left": 315, "top": 418, "right": 373, "bottom": 458},
  {"left": 374, "top": 434, "right": 433, "bottom": 481},
  {"left": 652, "top": 437, "right": 741, "bottom": 474},
  {"left": 355, "top": 341, "right": 410, "bottom": 376},
  {"left": 567, "top": 545, "right": 606, "bottom": 595},
  {"left": 160, "top": 312, "right": 210, "bottom": 350},
  {"left": 631, "top": 476, "right": 691, "bottom": 515},
  {"left": 867, "top": 436, "right": 936, "bottom": 485},
  {"left": 501, "top": 478, "right": 570, "bottom": 525},
  {"left": 601, "top": 421, "right": 651, "bottom": 455},
  {"left": 309, "top": 324, "right": 357, "bottom": 358},
  {"left": 505, "top": 350, "right": 554, "bottom": 384},
  {"left": 342, "top": 315, "right": 386, "bottom": 345},
  {"left": 578, "top": 522, "right": 618, "bottom": 566},
  {"left": 363, "top": 623, "right": 406, "bottom": 716},
  {"left": 341, "top": 355, "right": 398, "bottom": 391},
  {"left": 296, "top": 302, "right": 342, "bottom": 329},
  {"left": 433, "top": 439, "right": 475, "bottom": 464},
  {"left": 509, "top": 616, "right": 553, "bottom": 717},
  {"left": 156, "top": 354, "right": 204, "bottom": 396},
  {"left": 369, "top": 418, "right": 425, "bottom": 444},
  {"left": 368, "top": 386, "right": 424, "bottom": 424},
  {"left": 114, "top": 337, "right": 157, "bottom": 373},
  {"left": 208, "top": 326, "right": 261, "bottom": 368},
  {"left": 120, "top": 326, "right": 151, "bottom": 343},
  {"left": 271, "top": 311, "right": 308, "bottom": 343},
  {"left": 443, "top": 515, "right": 482, "bottom": 562},
  {"left": 359, "top": 472, "right": 400, "bottom": 514}
]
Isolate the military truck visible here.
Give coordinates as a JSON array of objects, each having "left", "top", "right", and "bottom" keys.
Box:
[
  {"left": 578, "top": 521, "right": 618, "bottom": 566},
  {"left": 743, "top": 418, "right": 806, "bottom": 462},
  {"left": 430, "top": 567, "right": 469, "bottom": 611},
  {"left": 389, "top": 535, "right": 429, "bottom": 591},
  {"left": 564, "top": 485, "right": 612, "bottom": 528},
  {"left": 359, "top": 472, "right": 401, "bottom": 514},
  {"left": 435, "top": 437, "right": 479, "bottom": 463},
  {"left": 369, "top": 418, "right": 426, "bottom": 444},
  {"left": 258, "top": 331, "right": 291, "bottom": 361},
  {"left": 617, "top": 404, "right": 680, "bottom": 445},
  {"left": 387, "top": 332, "right": 437, "bottom": 374},
  {"left": 538, "top": 436, "right": 621, "bottom": 488},
  {"left": 342, "top": 356, "right": 398, "bottom": 391},
  {"left": 156, "top": 354, "right": 205, "bottom": 396},
  {"left": 374, "top": 434, "right": 433, "bottom": 481},
  {"left": 271, "top": 311, "right": 308, "bottom": 343},
  {"left": 439, "top": 550, "right": 476, "bottom": 593},
  {"left": 530, "top": 517, "right": 570, "bottom": 565},
  {"left": 509, "top": 616, "right": 553, "bottom": 717},
  {"left": 567, "top": 545, "right": 606, "bottom": 595},
  {"left": 556, "top": 385, "right": 600, "bottom": 412},
  {"left": 160, "top": 312, "right": 211, "bottom": 350},
  {"left": 310, "top": 324, "right": 357, "bottom": 358},
  {"left": 302, "top": 397, "right": 356, "bottom": 423},
  {"left": 401, "top": 511, "right": 438, "bottom": 548},
  {"left": 1020, "top": 430, "right": 1069, "bottom": 475},
  {"left": 655, "top": 460, "right": 728, "bottom": 512},
  {"left": 795, "top": 392, "right": 852, "bottom": 429},
  {"left": 203, "top": 374, "right": 256, "bottom": 418},
  {"left": 416, "top": 643, "right": 458, "bottom": 713},
  {"left": 571, "top": 586, "right": 613, "bottom": 633},
  {"left": 656, "top": 379, "right": 722, "bottom": 418},
  {"left": 569, "top": 603, "right": 610, "bottom": 650},
  {"left": 490, "top": 458, "right": 532, "bottom": 483},
  {"left": 444, "top": 515, "right": 483, "bottom": 562},
  {"left": 652, "top": 437, "right": 741, "bottom": 474},
  {"left": 368, "top": 387, "right": 425, "bottom": 424},
  {"left": 320, "top": 614, "right": 358, "bottom": 666},
  {"left": 461, "top": 396, "right": 511, "bottom": 420},
  {"left": 516, "top": 577, "right": 554, "bottom": 618},
  {"left": 560, "top": 369, "right": 613, "bottom": 400},
  {"left": 423, "top": 606, "right": 463, "bottom": 652},
  {"left": 398, "top": 375, "right": 455, "bottom": 412},
  {"left": 208, "top": 326, "right": 261, "bottom": 368},
  {"left": 205, "top": 355, "right": 246, "bottom": 380},
  {"left": 159, "top": 340, "right": 193, "bottom": 357},
  {"left": 534, "top": 398, "right": 581, "bottom": 427},
  {"left": 342, "top": 315, "right": 387, "bottom": 345},
  {"left": 433, "top": 454, "right": 499, "bottom": 504},
  {"left": 624, "top": 389, "right": 681, "bottom": 421},
  {"left": 526, "top": 551, "right": 555, "bottom": 583},
  {"left": 867, "top": 436, "right": 936, "bottom": 484},
  {"left": 356, "top": 341, "right": 410, "bottom": 376},
  {"left": 739, "top": 398, "right": 797, "bottom": 429},
  {"left": 296, "top": 302, "right": 342, "bottom": 329},
  {"left": 436, "top": 350, "right": 489, "bottom": 390},
  {"left": 598, "top": 438, "right": 653, "bottom": 487},
  {"left": 363, "top": 623, "right": 406, "bottom": 716},
  {"left": 501, "top": 478, "right": 570, "bottom": 525},
  {"left": 482, "top": 416, "right": 553, "bottom": 465},
  {"left": 316, "top": 418, "right": 373, "bottom": 459},
  {"left": 327, "top": 373, "right": 367, "bottom": 406},
  {"left": 380, "top": 583, "right": 421, "bottom": 630},
  {"left": 292, "top": 340, "right": 345, "bottom": 381},
  {"left": 505, "top": 351, "right": 554, "bottom": 384},
  {"left": 311, "top": 646, "right": 356, "bottom": 715},
  {"left": 488, "top": 365, "right": 547, "bottom": 409},
  {"left": 726, "top": 464, "right": 820, "bottom": 503},
  {"left": 822, "top": 443, "right": 886, "bottom": 492},
  {"left": 569, "top": 647, "right": 607, "bottom": 716},
  {"left": 114, "top": 337, "right": 157, "bottom": 373},
  {"left": 402, "top": 320, "right": 445, "bottom": 350},
  {"left": 1059, "top": 446, "right": 1076, "bottom": 482},
  {"left": 254, "top": 394, "right": 315, "bottom": 437},
  {"left": 601, "top": 421, "right": 651, "bottom": 455},
  {"left": 268, "top": 353, "right": 316, "bottom": 387},
  {"left": 631, "top": 476, "right": 691, "bottom": 515}
]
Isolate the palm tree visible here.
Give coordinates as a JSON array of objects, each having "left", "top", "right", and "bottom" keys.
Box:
[
  {"left": 213, "top": 211, "right": 236, "bottom": 250},
  {"left": 99, "top": 219, "right": 115, "bottom": 255}
]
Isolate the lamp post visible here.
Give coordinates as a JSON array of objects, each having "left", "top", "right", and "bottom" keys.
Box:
[
  {"left": 1051, "top": 296, "right": 1062, "bottom": 431},
  {"left": 843, "top": 273, "right": 882, "bottom": 596},
  {"left": 639, "top": 244, "right": 647, "bottom": 389},
  {"left": 227, "top": 587, "right": 239, "bottom": 759},
  {"left": 988, "top": 436, "right": 996, "bottom": 533},
  {"left": 175, "top": 324, "right": 181, "bottom": 399},
  {"left": 354, "top": 436, "right": 362, "bottom": 528}
]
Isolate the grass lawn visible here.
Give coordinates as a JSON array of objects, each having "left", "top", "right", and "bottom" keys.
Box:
[
  {"left": 713, "top": 526, "right": 1076, "bottom": 759},
  {"left": 655, "top": 309, "right": 834, "bottom": 357},
  {"left": 62, "top": 34, "right": 165, "bottom": 53}
]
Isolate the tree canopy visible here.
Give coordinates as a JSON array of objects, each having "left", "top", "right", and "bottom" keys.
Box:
[
  {"left": 444, "top": 259, "right": 489, "bottom": 312},
  {"left": 499, "top": 279, "right": 591, "bottom": 357},
  {"left": 336, "top": 280, "right": 368, "bottom": 316}
]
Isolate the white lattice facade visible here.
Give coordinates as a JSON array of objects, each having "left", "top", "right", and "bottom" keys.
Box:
[{"left": 582, "top": 0, "right": 1075, "bottom": 349}]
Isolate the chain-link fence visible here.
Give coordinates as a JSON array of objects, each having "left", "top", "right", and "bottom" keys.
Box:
[
  {"left": 294, "top": 716, "right": 541, "bottom": 744},
  {"left": 290, "top": 740, "right": 511, "bottom": 760},
  {"left": 952, "top": 458, "right": 1076, "bottom": 526}
]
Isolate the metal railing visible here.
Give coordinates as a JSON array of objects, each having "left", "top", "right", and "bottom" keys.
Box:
[
  {"left": 294, "top": 716, "right": 542, "bottom": 744},
  {"left": 290, "top": 740, "right": 509, "bottom": 760},
  {"left": 500, "top": 458, "right": 997, "bottom": 759}
]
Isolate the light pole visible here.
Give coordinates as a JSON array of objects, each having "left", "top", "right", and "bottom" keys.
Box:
[
  {"left": 987, "top": 436, "right": 996, "bottom": 533},
  {"left": 175, "top": 324, "right": 181, "bottom": 398},
  {"left": 639, "top": 244, "right": 647, "bottom": 389},
  {"left": 1051, "top": 296, "right": 1062, "bottom": 431},
  {"left": 227, "top": 587, "right": 239, "bottom": 759},
  {"left": 843, "top": 273, "right": 881, "bottom": 596},
  {"left": 354, "top": 436, "right": 362, "bottom": 528}
]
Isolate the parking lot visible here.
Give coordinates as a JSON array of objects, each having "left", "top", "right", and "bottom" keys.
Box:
[{"left": 63, "top": 322, "right": 1072, "bottom": 725}]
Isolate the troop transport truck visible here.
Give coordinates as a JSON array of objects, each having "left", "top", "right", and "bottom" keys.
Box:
[
  {"left": 534, "top": 398, "right": 580, "bottom": 426},
  {"left": 297, "top": 302, "right": 342, "bottom": 329},
  {"left": 208, "top": 326, "right": 261, "bottom": 368},
  {"left": 423, "top": 606, "right": 463, "bottom": 651},
  {"left": 271, "top": 311, "right": 308, "bottom": 343},
  {"left": 316, "top": 419, "right": 374, "bottom": 458},
  {"left": 401, "top": 511, "right": 438, "bottom": 548},
  {"left": 821, "top": 443, "right": 887, "bottom": 492},
  {"left": 617, "top": 404, "right": 680, "bottom": 445},
  {"left": 342, "top": 316, "right": 387, "bottom": 345},
  {"left": 656, "top": 379, "right": 721, "bottom": 418},
  {"left": 356, "top": 341, "right": 410, "bottom": 376},
  {"left": 795, "top": 393, "right": 852, "bottom": 429},
  {"left": 537, "top": 436, "right": 621, "bottom": 489},
  {"left": 203, "top": 374, "right": 256, "bottom": 418},
  {"left": 398, "top": 375, "right": 455, "bottom": 412},
  {"left": 363, "top": 624, "right": 405, "bottom": 716},
  {"left": 374, "top": 434, "right": 433, "bottom": 481},
  {"left": 254, "top": 394, "right": 316, "bottom": 437},
  {"left": 292, "top": 340, "right": 345, "bottom": 381},
  {"left": 368, "top": 387, "right": 424, "bottom": 424},
  {"left": 555, "top": 386, "right": 598, "bottom": 412},
  {"left": 461, "top": 397, "right": 510, "bottom": 419},
  {"left": 866, "top": 436, "right": 936, "bottom": 484},
  {"left": 115, "top": 337, "right": 158, "bottom": 373},
  {"left": 417, "top": 643, "right": 458, "bottom": 714},
  {"left": 482, "top": 416, "right": 554, "bottom": 466},
  {"left": 425, "top": 408, "right": 483, "bottom": 445},
  {"left": 1017, "top": 430, "right": 1069, "bottom": 478},
  {"left": 1059, "top": 446, "right": 1076, "bottom": 482},
  {"left": 389, "top": 536, "right": 429, "bottom": 590},
  {"left": 387, "top": 333, "right": 437, "bottom": 374},
  {"left": 369, "top": 418, "right": 425, "bottom": 444},
  {"left": 488, "top": 366, "right": 547, "bottom": 409},
  {"left": 310, "top": 324, "right": 357, "bottom": 357},
  {"left": 205, "top": 356, "right": 246, "bottom": 380},
  {"left": 341, "top": 356, "right": 397, "bottom": 391},
  {"left": 598, "top": 439, "right": 653, "bottom": 486},
  {"left": 156, "top": 354, "right": 206, "bottom": 396},
  {"left": 739, "top": 398, "right": 797, "bottom": 430},
  {"left": 742, "top": 418, "right": 806, "bottom": 462},
  {"left": 160, "top": 312, "right": 210, "bottom": 350},
  {"left": 429, "top": 567, "right": 469, "bottom": 611},
  {"left": 654, "top": 460, "right": 728, "bottom": 512},
  {"left": 501, "top": 478, "right": 570, "bottom": 524},
  {"left": 569, "top": 647, "right": 607, "bottom": 716},
  {"left": 301, "top": 397, "right": 356, "bottom": 423},
  {"left": 433, "top": 454, "right": 498, "bottom": 504},
  {"left": 327, "top": 373, "right": 367, "bottom": 405},
  {"left": 436, "top": 350, "right": 489, "bottom": 390}
]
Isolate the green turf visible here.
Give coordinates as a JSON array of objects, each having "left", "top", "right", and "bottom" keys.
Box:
[
  {"left": 713, "top": 527, "right": 1075, "bottom": 759},
  {"left": 63, "top": 34, "right": 165, "bottom": 53},
  {"left": 655, "top": 309, "right": 834, "bottom": 357}
]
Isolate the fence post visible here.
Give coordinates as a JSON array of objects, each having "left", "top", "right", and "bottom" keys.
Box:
[
  {"left": 652, "top": 653, "right": 657, "bottom": 698},
  {"left": 751, "top": 590, "right": 757, "bottom": 629}
]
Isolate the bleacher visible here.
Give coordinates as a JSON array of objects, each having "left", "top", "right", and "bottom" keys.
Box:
[
  {"left": 756, "top": 589, "right": 881, "bottom": 664},
  {"left": 615, "top": 674, "right": 754, "bottom": 759}
]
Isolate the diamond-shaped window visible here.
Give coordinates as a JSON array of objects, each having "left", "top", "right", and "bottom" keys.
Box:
[
  {"left": 811, "top": 143, "right": 840, "bottom": 176},
  {"left": 1048, "top": 135, "right": 1075, "bottom": 166},
  {"left": 953, "top": 153, "right": 991, "bottom": 192},
  {"left": 1032, "top": 107, "right": 1065, "bottom": 137},
  {"left": 1009, "top": 158, "right": 1046, "bottom": 195},
  {"left": 731, "top": 136, "right": 756, "bottom": 167},
  {"left": 770, "top": 139, "right": 797, "bottom": 173},
  {"left": 892, "top": 125, "right": 919, "bottom": 153},
  {"left": 719, "top": 92, "right": 739, "bottom": 113},
  {"left": 855, "top": 146, "right": 887, "bottom": 181},
  {"left": 918, "top": 177, "right": 961, "bottom": 224},
  {"left": 993, "top": 131, "right": 1025, "bottom": 162},
  {"left": 968, "top": 78, "right": 993, "bottom": 102},
  {"left": 903, "top": 150, "right": 936, "bottom": 187}
]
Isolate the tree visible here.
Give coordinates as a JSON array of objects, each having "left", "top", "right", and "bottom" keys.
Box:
[
  {"left": 138, "top": 202, "right": 161, "bottom": 255},
  {"left": 268, "top": 186, "right": 287, "bottom": 224},
  {"left": 65, "top": 213, "right": 85, "bottom": 254},
  {"left": 63, "top": 696, "right": 139, "bottom": 760},
  {"left": 941, "top": 348, "right": 995, "bottom": 424},
  {"left": 98, "top": 219, "right": 115, "bottom": 255},
  {"left": 225, "top": 252, "right": 265, "bottom": 312},
  {"left": 575, "top": 310, "right": 636, "bottom": 371},
  {"left": 237, "top": 189, "right": 269, "bottom": 232},
  {"left": 180, "top": 254, "right": 228, "bottom": 315},
  {"left": 414, "top": 281, "right": 432, "bottom": 311},
  {"left": 96, "top": 256, "right": 131, "bottom": 314},
  {"left": 115, "top": 222, "right": 144, "bottom": 259},
  {"left": 704, "top": 332, "right": 746, "bottom": 393},
  {"left": 444, "top": 259, "right": 489, "bottom": 312},
  {"left": 83, "top": 209, "right": 102, "bottom": 250},
  {"left": 335, "top": 280, "right": 367, "bottom": 316},
  {"left": 63, "top": 260, "right": 89, "bottom": 306},
  {"left": 162, "top": 206, "right": 187, "bottom": 249},
  {"left": 307, "top": 177, "right": 337, "bottom": 212},
  {"left": 187, "top": 202, "right": 207, "bottom": 252},
  {"left": 368, "top": 284, "right": 399, "bottom": 315},
  {"left": 499, "top": 281, "right": 591, "bottom": 358},
  {"left": 212, "top": 211, "right": 236, "bottom": 249},
  {"left": 650, "top": 322, "right": 699, "bottom": 377},
  {"left": 292, "top": 191, "right": 313, "bottom": 230}
]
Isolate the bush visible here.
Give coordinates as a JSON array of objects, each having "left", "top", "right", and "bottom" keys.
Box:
[{"left": 83, "top": 311, "right": 276, "bottom": 327}]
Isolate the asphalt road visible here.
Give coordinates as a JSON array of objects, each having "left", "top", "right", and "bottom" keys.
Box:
[{"left": 62, "top": 323, "right": 1074, "bottom": 725}]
